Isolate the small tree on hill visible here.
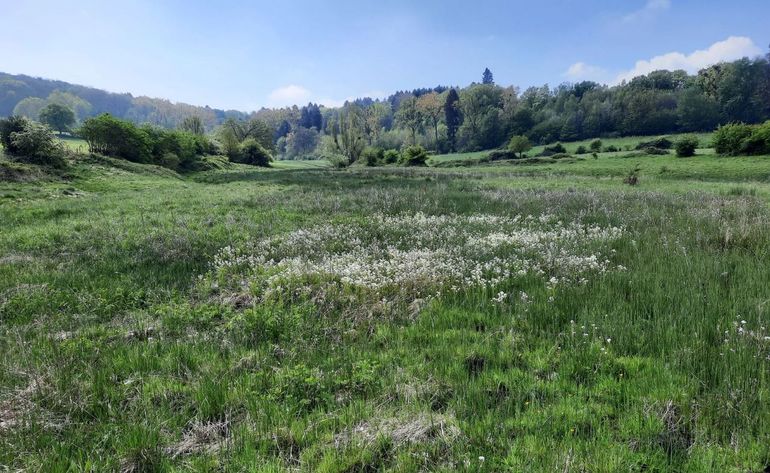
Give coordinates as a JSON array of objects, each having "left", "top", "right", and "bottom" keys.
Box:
[
  {"left": 180, "top": 116, "right": 205, "bottom": 135},
  {"left": 590, "top": 139, "right": 603, "bottom": 153},
  {"left": 508, "top": 135, "right": 532, "bottom": 158},
  {"left": 39, "top": 103, "right": 75, "bottom": 135}
]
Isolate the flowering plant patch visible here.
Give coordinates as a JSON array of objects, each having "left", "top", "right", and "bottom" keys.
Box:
[{"left": 209, "top": 213, "right": 625, "bottom": 302}]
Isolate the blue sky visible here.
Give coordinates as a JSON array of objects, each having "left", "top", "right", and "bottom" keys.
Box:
[{"left": 2, "top": 0, "right": 768, "bottom": 111}]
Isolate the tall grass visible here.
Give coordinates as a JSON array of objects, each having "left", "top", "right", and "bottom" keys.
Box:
[{"left": 1, "top": 157, "right": 770, "bottom": 471}]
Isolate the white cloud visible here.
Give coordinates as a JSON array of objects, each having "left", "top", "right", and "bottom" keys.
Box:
[
  {"left": 614, "top": 36, "right": 762, "bottom": 84},
  {"left": 267, "top": 85, "right": 312, "bottom": 107},
  {"left": 564, "top": 62, "right": 608, "bottom": 82},
  {"left": 622, "top": 0, "right": 671, "bottom": 23}
]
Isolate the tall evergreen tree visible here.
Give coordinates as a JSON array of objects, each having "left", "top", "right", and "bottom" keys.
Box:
[
  {"left": 482, "top": 68, "right": 494, "bottom": 85},
  {"left": 444, "top": 89, "right": 461, "bottom": 152}
]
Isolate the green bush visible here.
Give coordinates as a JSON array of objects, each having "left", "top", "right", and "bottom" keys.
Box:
[
  {"left": 590, "top": 139, "right": 602, "bottom": 152},
  {"left": 674, "top": 135, "right": 699, "bottom": 157},
  {"left": 636, "top": 137, "right": 673, "bottom": 150},
  {"left": 361, "top": 147, "right": 384, "bottom": 167},
  {"left": 538, "top": 142, "right": 566, "bottom": 157},
  {"left": 237, "top": 138, "right": 272, "bottom": 167},
  {"left": 604, "top": 145, "right": 620, "bottom": 153},
  {"left": 575, "top": 145, "right": 588, "bottom": 155},
  {"left": 79, "top": 114, "right": 216, "bottom": 169},
  {"left": 0, "top": 115, "right": 29, "bottom": 155},
  {"left": 712, "top": 123, "right": 755, "bottom": 156},
  {"left": 383, "top": 149, "right": 400, "bottom": 164},
  {"left": 400, "top": 145, "right": 428, "bottom": 166},
  {"left": 79, "top": 114, "right": 152, "bottom": 163},
  {"left": 740, "top": 121, "right": 770, "bottom": 155},
  {"left": 488, "top": 150, "right": 517, "bottom": 161},
  {"left": 10, "top": 123, "right": 67, "bottom": 167}
]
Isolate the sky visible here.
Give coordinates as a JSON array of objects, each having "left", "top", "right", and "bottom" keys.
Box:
[{"left": 1, "top": 0, "right": 768, "bottom": 111}]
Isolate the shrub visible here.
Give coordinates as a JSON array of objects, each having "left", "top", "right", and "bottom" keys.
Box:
[
  {"left": 237, "top": 138, "right": 272, "bottom": 167},
  {"left": 604, "top": 145, "right": 619, "bottom": 153},
  {"left": 79, "top": 114, "right": 152, "bottom": 163},
  {"left": 383, "top": 149, "right": 400, "bottom": 164},
  {"left": 400, "top": 145, "right": 428, "bottom": 166},
  {"left": 538, "top": 142, "right": 566, "bottom": 157},
  {"left": 636, "top": 137, "right": 673, "bottom": 150},
  {"left": 488, "top": 150, "right": 517, "bottom": 161},
  {"left": 8, "top": 121, "right": 67, "bottom": 168},
  {"left": 712, "top": 123, "right": 755, "bottom": 156},
  {"left": 361, "top": 147, "right": 384, "bottom": 167},
  {"left": 0, "top": 115, "right": 29, "bottom": 155},
  {"left": 575, "top": 145, "right": 588, "bottom": 155},
  {"left": 740, "top": 121, "right": 770, "bottom": 155},
  {"left": 674, "top": 136, "right": 699, "bottom": 157},
  {"left": 590, "top": 139, "right": 602, "bottom": 152},
  {"left": 642, "top": 147, "right": 670, "bottom": 155}
]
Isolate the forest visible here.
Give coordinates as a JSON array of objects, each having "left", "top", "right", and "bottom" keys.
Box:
[{"left": 2, "top": 52, "right": 769, "bottom": 163}]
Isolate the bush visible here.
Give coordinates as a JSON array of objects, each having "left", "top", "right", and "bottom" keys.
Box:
[
  {"left": 538, "top": 142, "right": 566, "bottom": 157},
  {"left": 361, "top": 147, "right": 384, "bottom": 167},
  {"left": 641, "top": 147, "right": 669, "bottom": 155},
  {"left": 712, "top": 123, "right": 755, "bottom": 156},
  {"left": 79, "top": 114, "right": 216, "bottom": 169},
  {"left": 79, "top": 114, "right": 152, "bottom": 163},
  {"left": 383, "top": 149, "right": 400, "bottom": 164},
  {"left": 7, "top": 121, "right": 67, "bottom": 168},
  {"left": 636, "top": 137, "right": 673, "bottom": 150},
  {"left": 674, "top": 136, "right": 699, "bottom": 157},
  {"left": 237, "top": 138, "right": 272, "bottom": 167},
  {"left": 604, "top": 145, "right": 619, "bottom": 153},
  {"left": 590, "top": 139, "right": 602, "bottom": 152},
  {"left": 575, "top": 145, "right": 588, "bottom": 155},
  {"left": 400, "top": 145, "right": 428, "bottom": 166},
  {"left": 740, "top": 121, "right": 770, "bottom": 155},
  {"left": 0, "top": 116, "right": 29, "bottom": 155},
  {"left": 488, "top": 150, "right": 517, "bottom": 161}
]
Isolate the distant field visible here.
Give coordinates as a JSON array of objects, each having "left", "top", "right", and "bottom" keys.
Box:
[{"left": 58, "top": 136, "right": 88, "bottom": 152}]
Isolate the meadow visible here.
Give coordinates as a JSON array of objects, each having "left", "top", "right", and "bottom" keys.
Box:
[{"left": 3, "top": 145, "right": 770, "bottom": 472}]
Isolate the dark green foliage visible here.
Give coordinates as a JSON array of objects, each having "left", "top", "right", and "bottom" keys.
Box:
[
  {"left": 538, "top": 142, "right": 566, "bottom": 156},
  {"left": 604, "top": 145, "right": 619, "bottom": 153},
  {"left": 0, "top": 115, "right": 28, "bottom": 154},
  {"left": 641, "top": 147, "right": 670, "bottom": 155},
  {"left": 383, "top": 149, "right": 400, "bottom": 164},
  {"left": 575, "top": 145, "right": 588, "bottom": 155},
  {"left": 488, "top": 150, "right": 517, "bottom": 161},
  {"left": 3, "top": 120, "right": 67, "bottom": 167},
  {"left": 482, "top": 67, "right": 494, "bottom": 85},
  {"left": 39, "top": 103, "right": 75, "bottom": 135},
  {"left": 400, "top": 145, "right": 428, "bottom": 166},
  {"left": 444, "top": 89, "right": 461, "bottom": 152},
  {"left": 79, "top": 114, "right": 214, "bottom": 169},
  {"left": 712, "top": 123, "right": 756, "bottom": 156},
  {"left": 635, "top": 137, "right": 673, "bottom": 150},
  {"left": 361, "top": 146, "right": 384, "bottom": 166},
  {"left": 299, "top": 103, "right": 323, "bottom": 130},
  {"left": 675, "top": 136, "right": 699, "bottom": 157},
  {"left": 237, "top": 138, "right": 272, "bottom": 167},
  {"left": 590, "top": 139, "right": 603, "bottom": 152}
]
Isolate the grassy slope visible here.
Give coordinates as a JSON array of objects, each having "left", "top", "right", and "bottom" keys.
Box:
[{"left": 2, "top": 150, "right": 770, "bottom": 471}]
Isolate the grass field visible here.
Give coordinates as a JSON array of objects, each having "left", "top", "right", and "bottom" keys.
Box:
[
  {"left": 430, "top": 132, "right": 716, "bottom": 164},
  {"left": 3, "top": 147, "right": 770, "bottom": 471}
]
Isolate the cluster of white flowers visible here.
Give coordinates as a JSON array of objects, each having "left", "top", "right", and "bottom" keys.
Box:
[{"left": 211, "top": 213, "right": 625, "bottom": 299}]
